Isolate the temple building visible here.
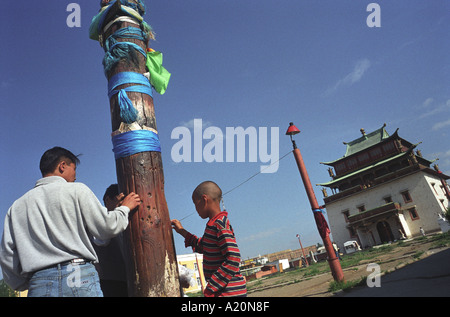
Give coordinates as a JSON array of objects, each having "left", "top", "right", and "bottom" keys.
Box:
[{"left": 318, "top": 124, "right": 450, "bottom": 250}]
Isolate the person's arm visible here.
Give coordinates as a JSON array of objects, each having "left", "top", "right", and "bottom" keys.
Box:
[
  {"left": 77, "top": 184, "right": 140, "bottom": 240},
  {"left": 171, "top": 219, "right": 188, "bottom": 238},
  {"left": 0, "top": 210, "right": 30, "bottom": 291},
  {"left": 171, "top": 219, "right": 203, "bottom": 253}
]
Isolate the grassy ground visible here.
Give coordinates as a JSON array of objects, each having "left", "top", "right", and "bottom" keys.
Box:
[
  {"left": 255, "top": 232, "right": 450, "bottom": 294},
  {"left": 185, "top": 232, "right": 450, "bottom": 297}
]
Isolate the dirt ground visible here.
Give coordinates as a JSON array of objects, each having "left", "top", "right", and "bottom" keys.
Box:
[{"left": 247, "top": 236, "right": 450, "bottom": 297}]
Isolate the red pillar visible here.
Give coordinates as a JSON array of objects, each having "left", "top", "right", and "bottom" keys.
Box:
[{"left": 292, "top": 144, "right": 345, "bottom": 282}]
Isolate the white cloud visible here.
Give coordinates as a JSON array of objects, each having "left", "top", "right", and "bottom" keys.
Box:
[
  {"left": 433, "top": 119, "right": 450, "bottom": 131},
  {"left": 422, "top": 97, "right": 434, "bottom": 108},
  {"left": 326, "top": 58, "right": 371, "bottom": 94},
  {"left": 420, "top": 99, "right": 450, "bottom": 119},
  {"left": 179, "top": 118, "right": 213, "bottom": 130},
  {"left": 440, "top": 150, "right": 450, "bottom": 158}
]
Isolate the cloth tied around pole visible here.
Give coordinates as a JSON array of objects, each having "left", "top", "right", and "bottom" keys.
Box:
[
  {"left": 108, "top": 72, "right": 160, "bottom": 159},
  {"left": 112, "top": 129, "right": 161, "bottom": 159},
  {"left": 313, "top": 208, "right": 330, "bottom": 239},
  {"left": 146, "top": 49, "right": 171, "bottom": 95},
  {"left": 102, "top": 26, "right": 148, "bottom": 75},
  {"left": 101, "top": 27, "right": 171, "bottom": 95},
  {"left": 89, "top": 0, "right": 147, "bottom": 41},
  {"left": 108, "top": 72, "right": 153, "bottom": 123}
]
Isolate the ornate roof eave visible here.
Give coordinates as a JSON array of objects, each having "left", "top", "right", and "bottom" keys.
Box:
[
  {"left": 320, "top": 125, "right": 399, "bottom": 166},
  {"left": 317, "top": 144, "right": 420, "bottom": 187}
]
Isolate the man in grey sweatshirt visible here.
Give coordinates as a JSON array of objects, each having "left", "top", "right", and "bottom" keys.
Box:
[{"left": 0, "top": 147, "right": 141, "bottom": 296}]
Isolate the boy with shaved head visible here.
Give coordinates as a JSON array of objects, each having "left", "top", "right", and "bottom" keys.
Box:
[{"left": 171, "top": 181, "right": 247, "bottom": 297}]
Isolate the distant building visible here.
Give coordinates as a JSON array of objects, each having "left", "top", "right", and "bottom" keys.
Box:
[
  {"left": 318, "top": 124, "right": 450, "bottom": 251},
  {"left": 176, "top": 253, "right": 206, "bottom": 294},
  {"left": 264, "top": 246, "right": 317, "bottom": 262},
  {"left": 240, "top": 245, "right": 319, "bottom": 279}
]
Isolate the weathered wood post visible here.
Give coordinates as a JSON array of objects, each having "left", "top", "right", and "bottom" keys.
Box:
[{"left": 89, "top": 0, "right": 180, "bottom": 297}]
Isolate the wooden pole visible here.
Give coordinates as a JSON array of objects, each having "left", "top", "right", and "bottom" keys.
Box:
[
  {"left": 296, "top": 234, "right": 309, "bottom": 267},
  {"left": 94, "top": 0, "right": 180, "bottom": 297}
]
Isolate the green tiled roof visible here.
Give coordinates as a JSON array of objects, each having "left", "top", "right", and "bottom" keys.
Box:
[
  {"left": 343, "top": 126, "right": 390, "bottom": 157},
  {"left": 321, "top": 125, "right": 391, "bottom": 165}
]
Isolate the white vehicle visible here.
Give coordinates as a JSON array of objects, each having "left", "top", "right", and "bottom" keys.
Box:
[
  {"left": 344, "top": 241, "right": 361, "bottom": 254},
  {"left": 316, "top": 246, "right": 326, "bottom": 254}
]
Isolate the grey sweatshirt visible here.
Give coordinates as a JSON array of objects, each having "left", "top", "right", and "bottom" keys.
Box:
[{"left": 0, "top": 176, "right": 130, "bottom": 290}]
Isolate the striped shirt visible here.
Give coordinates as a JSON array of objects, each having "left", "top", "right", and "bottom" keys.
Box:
[{"left": 185, "top": 211, "right": 247, "bottom": 297}]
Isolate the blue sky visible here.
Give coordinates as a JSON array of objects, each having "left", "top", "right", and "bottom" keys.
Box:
[{"left": 1, "top": 1, "right": 449, "bottom": 278}]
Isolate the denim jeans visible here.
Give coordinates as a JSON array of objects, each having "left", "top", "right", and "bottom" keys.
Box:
[{"left": 28, "top": 262, "right": 103, "bottom": 297}]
